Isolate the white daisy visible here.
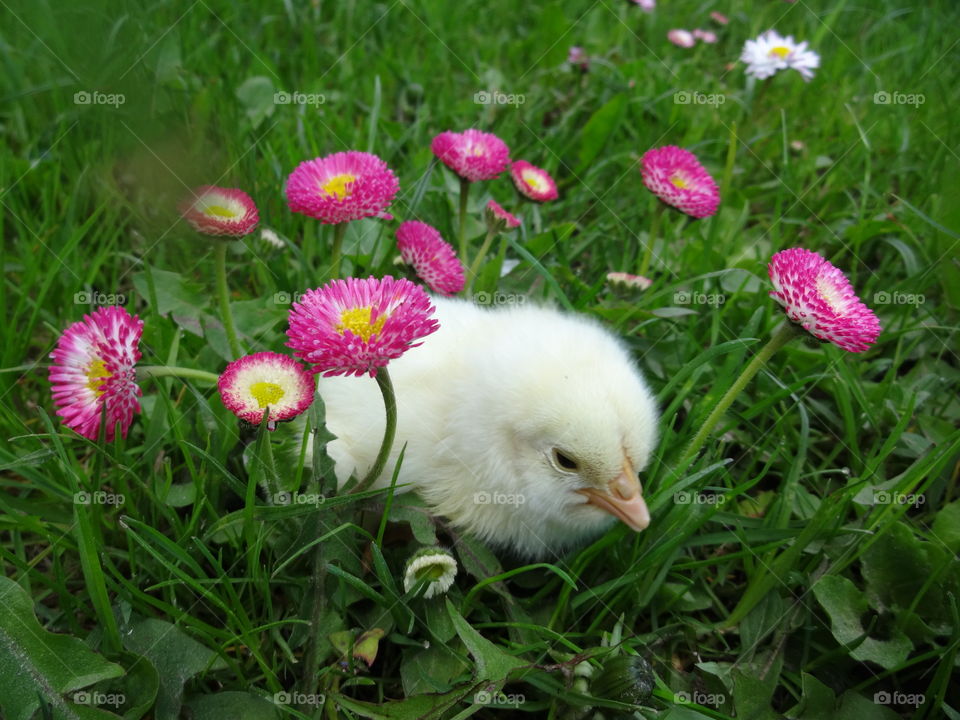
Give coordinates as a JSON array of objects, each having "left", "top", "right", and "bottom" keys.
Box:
[
  {"left": 403, "top": 548, "right": 458, "bottom": 599},
  {"left": 741, "top": 30, "right": 820, "bottom": 81}
]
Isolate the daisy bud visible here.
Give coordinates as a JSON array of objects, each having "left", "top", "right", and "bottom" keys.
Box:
[{"left": 403, "top": 547, "right": 458, "bottom": 599}]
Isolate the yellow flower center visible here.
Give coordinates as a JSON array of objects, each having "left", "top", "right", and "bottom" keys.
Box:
[
  {"left": 522, "top": 170, "right": 546, "bottom": 192},
  {"left": 86, "top": 359, "right": 111, "bottom": 396},
  {"left": 769, "top": 46, "right": 791, "bottom": 59},
  {"left": 337, "top": 306, "right": 386, "bottom": 342},
  {"left": 202, "top": 204, "right": 237, "bottom": 218},
  {"left": 322, "top": 173, "right": 356, "bottom": 200},
  {"left": 250, "top": 381, "right": 285, "bottom": 408},
  {"left": 670, "top": 175, "right": 689, "bottom": 189}
]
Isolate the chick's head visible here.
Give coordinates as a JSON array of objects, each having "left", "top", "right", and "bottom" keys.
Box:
[{"left": 438, "top": 305, "right": 659, "bottom": 559}]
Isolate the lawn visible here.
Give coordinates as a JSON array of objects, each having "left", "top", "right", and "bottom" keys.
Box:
[{"left": 1, "top": 0, "right": 959, "bottom": 718}]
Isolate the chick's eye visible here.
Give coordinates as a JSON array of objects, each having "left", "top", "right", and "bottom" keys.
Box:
[{"left": 552, "top": 449, "right": 579, "bottom": 472}]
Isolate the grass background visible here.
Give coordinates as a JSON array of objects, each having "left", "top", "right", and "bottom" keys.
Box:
[{"left": 1, "top": 0, "right": 959, "bottom": 718}]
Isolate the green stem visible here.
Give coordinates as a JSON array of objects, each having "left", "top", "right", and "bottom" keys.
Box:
[
  {"left": 457, "top": 177, "right": 471, "bottom": 267},
  {"left": 466, "top": 229, "right": 497, "bottom": 294},
  {"left": 215, "top": 242, "right": 243, "bottom": 358},
  {"left": 674, "top": 322, "right": 801, "bottom": 475},
  {"left": 301, "top": 510, "right": 327, "bottom": 706},
  {"left": 351, "top": 368, "right": 397, "bottom": 495},
  {"left": 330, "top": 222, "right": 347, "bottom": 279},
  {"left": 638, "top": 203, "right": 663, "bottom": 277},
  {"left": 137, "top": 365, "right": 220, "bottom": 383},
  {"left": 720, "top": 120, "right": 738, "bottom": 201}
]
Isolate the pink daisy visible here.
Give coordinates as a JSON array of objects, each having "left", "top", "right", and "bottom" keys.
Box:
[
  {"left": 431, "top": 129, "right": 510, "bottom": 183},
  {"left": 667, "top": 29, "right": 696, "bottom": 48},
  {"left": 607, "top": 272, "right": 653, "bottom": 290},
  {"left": 510, "top": 161, "right": 559, "bottom": 202},
  {"left": 287, "top": 276, "right": 439, "bottom": 377},
  {"left": 568, "top": 46, "right": 589, "bottom": 71},
  {"left": 180, "top": 186, "right": 259, "bottom": 237},
  {"left": 768, "top": 248, "right": 881, "bottom": 353},
  {"left": 286, "top": 151, "right": 399, "bottom": 225},
  {"left": 49, "top": 306, "right": 143, "bottom": 441},
  {"left": 710, "top": 11, "right": 729, "bottom": 25},
  {"left": 218, "top": 352, "right": 314, "bottom": 426},
  {"left": 640, "top": 146, "right": 720, "bottom": 219},
  {"left": 485, "top": 199, "right": 521, "bottom": 231},
  {"left": 633, "top": 0, "right": 655, "bottom": 10},
  {"left": 396, "top": 221, "right": 465, "bottom": 296},
  {"left": 693, "top": 29, "right": 718, "bottom": 43}
]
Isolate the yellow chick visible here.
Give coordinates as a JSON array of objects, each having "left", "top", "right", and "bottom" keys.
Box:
[{"left": 313, "top": 297, "right": 659, "bottom": 560}]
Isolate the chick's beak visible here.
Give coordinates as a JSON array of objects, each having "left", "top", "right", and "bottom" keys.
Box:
[{"left": 577, "top": 459, "right": 650, "bottom": 532}]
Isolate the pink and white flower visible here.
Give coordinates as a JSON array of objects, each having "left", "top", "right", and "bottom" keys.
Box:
[
  {"left": 431, "top": 129, "right": 510, "bottom": 183},
  {"left": 396, "top": 221, "right": 465, "bottom": 296},
  {"left": 607, "top": 272, "right": 653, "bottom": 290},
  {"left": 485, "top": 200, "right": 521, "bottom": 232},
  {"left": 667, "top": 29, "right": 696, "bottom": 48},
  {"left": 181, "top": 186, "right": 259, "bottom": 237},
  {"left": 287, "top": 276, "right": 439, "bottom": 377},
  {"left": 768, "top": 248, "right": 880, "bottom": 353},
  {"left": 640, "top": 146, "right": 720, "bottom": 219},
  {"left": 49, "top": 306, "right": 143, "bottom": 441},
  {"left": 510, "top": 160, "right": 559, "bottom": 202},
  {"left": 286, "top": 151, "right": 399, "bottom": 224},
  {"left": 218, "top": 352, "right": 314, "bottom": 425}
]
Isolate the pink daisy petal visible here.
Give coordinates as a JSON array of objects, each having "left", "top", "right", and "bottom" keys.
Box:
[
  {"left": 640, "top": 146, "right": 720, "bottom": 218},
  {"left": 485, "top": 199, "right": 521, "bottom": 231},
  {"left": 49, "top": 306, "right": 143, "bottom": 441},
  {"left": 607, "top": 271, "right": 653, "bottom": 290},
  {"left": 396, "top": 221, "right": 465, "bottom": 296},
  {"left": 667, "top": 29, "right": 696, "bottom": 48},
  {"left": 286, "top": 151, "right": 399, "bottom": 225},
  {"left": 218, "top": 352, "right": 314, "bottom": 425},
  {"left": 768, "top": 248, "right": 881, "bottom": 353},
  {"left": 286, "top": 276, "right": 440, "bottom": 378},
  {"left": 430, "top": 129, "right": 510, "bottom": 183},
  {"left": 180, "top": 186, "right": 259, "bottom": 237},
  {"left": 509, "top": 160, "right": 559, "bottom": 202},
  {"left": 710, "top": 11, "right": 729, "bottom": 25}
]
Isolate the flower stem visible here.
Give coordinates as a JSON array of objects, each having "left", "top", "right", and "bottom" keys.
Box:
[
  {"left": 330, "top": 222, "right": 347, "bottom": 279},
  {"left": 137, "top": 365, "right": 220, "bottom": 383},
  {"left": 214, "top": 242, "right": 243, "bottom": 359},
  {"left": 301, "top": 510, "right": 328, "bottom": 706},
  {"left": 351, "top": 368, "right": 397, "bottom": 494},
  {"left": 466, "top": 229, "right": 497, "bottom": 295},
  {"left": 638, "top": 202, "right": 663, "bottom": 277},
  {"left": 674, "top": 322, "right": 801, "bottom": 475},
  {"left": 457, "top": 177, "right": 471, "bottom": 267}
]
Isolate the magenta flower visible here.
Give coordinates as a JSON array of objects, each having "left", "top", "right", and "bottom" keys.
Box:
[
  {"left": 431, "top": 129, "right": 510, "bottom": 182},
  {"left": 181, "top": 186, "right": 259, "bottom": 237},
  {"left": 667, "top": 29, "right": 696, "bottom": 48},
  {"left": 640, "top": 146, "right": 720, "bottom": 219},
  {"left": 218, "top": 352, "right": 314, "bottom": 426},
  {"left": 396, "top": 221, "right": 465, "bottom": 296},
  {"left": 286, "top": 151, "right": 399, "bottom": 225},
  {"left": 768, "top": 248, "right": 881, "bottom": 353},
  {"left": 510, "top": 161, "right": 559, "bottom": 202},
  {"left": 287, "top": 276, "right": 439, "bottom": 377},
  {"left": 49, "top": 306, "right": 143, "bottom": 441},
  {"left": 485, "top": 199, "right": 521, "bottom": 231}
]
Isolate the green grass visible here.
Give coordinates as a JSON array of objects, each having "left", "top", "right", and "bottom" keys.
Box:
[{"left": 1, "top": 0, "right": 959, "bottom": 718}]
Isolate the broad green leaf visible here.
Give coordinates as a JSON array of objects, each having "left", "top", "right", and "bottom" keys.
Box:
[
  {"left": 0, "top": 576, "right": 124, "bottom": 720},
  {"left": 185, "top": 691, "right": 279, "bottom": 720},
  {"left": 786, "top": 672, "right": 836, "bottom": 719},
  {"left": 932, "top": 499, "right": 960, "bottom": 553},
  {"left": 401, "top": 644, "right": 469, "bottom": 695},
  {"left": 132, "top": 269, "right": 208, "bottom": 319},
  {"left": 445, "top": 600, "right": 526, "bottom": 684},
  {"left": 235, "top": 76, "right": 276, "bottom": 130},
  {"left": 576, "top": 93, "right": 627, "bottom": 171}
]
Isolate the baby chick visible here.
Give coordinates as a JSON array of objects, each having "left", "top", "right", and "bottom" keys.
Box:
[{"left": 312, "top": 298, "right": 659, "bottom": 560}]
